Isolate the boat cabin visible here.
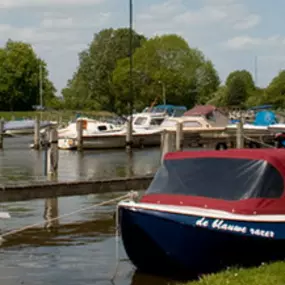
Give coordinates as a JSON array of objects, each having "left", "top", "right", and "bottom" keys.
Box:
[
  {"left": 160, "top": 116, "right": 213, "bottom": 130},
  {"left": 132, "top": 113, "right": 166, "bottom": 129},
  {"left": 184, "top": 105, "right": 229, "bottom": 127},
  {"left": 141, "top": 149, "right": 285, "bottom": 215},
  {"left": 142, "top": 105, "right": 187, "bottom": 117}
]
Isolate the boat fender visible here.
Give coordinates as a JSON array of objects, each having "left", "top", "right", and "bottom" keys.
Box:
[{"left": 215, "top": 143, "right": 227, "bottom": 151}]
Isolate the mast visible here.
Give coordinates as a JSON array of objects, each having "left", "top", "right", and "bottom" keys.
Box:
[{"left": 39, "top": 61, "right": 43, "bottom": 121}]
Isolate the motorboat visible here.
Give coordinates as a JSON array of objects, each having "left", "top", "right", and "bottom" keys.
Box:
[
  {"left": 118, "top": 149, "right": 285, "bottom": 277},
  {"left": 58, "top": 113, "right": 165, "bottom": 150}
]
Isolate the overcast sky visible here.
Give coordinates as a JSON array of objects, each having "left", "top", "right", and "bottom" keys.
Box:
[{"left": 0, "top": 0, "right": 284, "bottom": 95}]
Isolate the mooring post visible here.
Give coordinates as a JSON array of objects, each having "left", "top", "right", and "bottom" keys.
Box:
[
  {"left": 236, "top": 117, "right": 244, "bottom": 149},
  {"left": 47, "top": 129, "right": 58, "bottom": 180},
  {"left": 34, "top": 117, "right": 40, "bottom": 150},
  {"left": 161, "top": 130, "right": 175, "bottom": 164},
  {"left": 126, "top": 118, "right": 133, "bottom": 152},
  {"left": 176, "top": 122, "right": 183, "bottom": 151},
  {"left": 0, "top": 119, "right": 4, "bottom": 150},
  {"left": 76, "top": 119, "right": 83, "bottom": 151}
]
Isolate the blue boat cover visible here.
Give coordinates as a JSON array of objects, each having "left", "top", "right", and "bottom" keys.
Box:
[{"left": 253, "top": 111, "right": 277, "bottom": 126}]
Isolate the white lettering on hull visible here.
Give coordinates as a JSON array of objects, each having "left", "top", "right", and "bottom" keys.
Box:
[{"left": 195, "top": 217, "right": 275, "bottom": 238}]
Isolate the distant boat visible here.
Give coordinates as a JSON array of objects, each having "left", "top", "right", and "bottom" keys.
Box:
[
  {"left": 4, "top": 119, "right": 55, "bottom": 135},
  {"left": 118, "top": 149, "right": 285, "bottom": 277}
]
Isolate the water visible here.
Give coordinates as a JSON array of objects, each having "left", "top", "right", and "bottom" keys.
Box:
[
  {"left": 0, "top": 193, "right": 177, "bottom": 285},
  {"left": 0, "top": 136, "right": 160, "bottom": 185},
  {"left": 0, "top": 136, "right": 178, "bottom": 285}
]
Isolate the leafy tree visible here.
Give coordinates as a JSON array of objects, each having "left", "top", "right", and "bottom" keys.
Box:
[
  {"left": 225, "top": 70, "right": 255, "bottom": 107},
  {"left": 112, "top": 34, "right": 220, "bottom": 113},
  {"left": 0, "top": 39, "right": 56, "bottom": 111},
  {"left": 263, "top": 70, "right": 285, "bottom": 108},
  {"left": 62, "top": 28, "right": 146, "bottom": 111}
]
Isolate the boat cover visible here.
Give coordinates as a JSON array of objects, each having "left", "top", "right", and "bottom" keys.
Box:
[{"left": 141, "top": 149, "right": 285, "bottom": 215}]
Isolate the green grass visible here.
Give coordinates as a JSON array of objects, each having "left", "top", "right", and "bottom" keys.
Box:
[
  {"left": 180, "top": 262, "right": 285, "bottom": 285},
  {"left": 0, "top": 110, "right": 116, "bottom": 122}
]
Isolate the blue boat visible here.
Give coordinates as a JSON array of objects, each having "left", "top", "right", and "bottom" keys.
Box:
[{"left": 119, "top": 149, "right": 285, "bottom": 277}]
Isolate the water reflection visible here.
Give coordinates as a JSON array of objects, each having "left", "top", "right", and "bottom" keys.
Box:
[
  {"left": 0, "top": 136, "right": 160, "bottom": 185},
  {"left": 43, "top": 198, "right": 59, "bottom": 230},
  {"left": 0, "top": 193, "right": 187, "bottom": 285}
]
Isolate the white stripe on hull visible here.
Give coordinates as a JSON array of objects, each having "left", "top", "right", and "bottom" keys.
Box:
[{"left": 119, "top": 201, "right": 285, "bottom": 222}]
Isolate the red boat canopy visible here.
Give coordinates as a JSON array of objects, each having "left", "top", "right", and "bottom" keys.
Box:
[{"left": 141, "top": 149, "right": 285, "bottom": 215}]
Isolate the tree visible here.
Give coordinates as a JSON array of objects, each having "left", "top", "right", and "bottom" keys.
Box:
[
  {"left": 263, "top": 70, "right": 285, "bottom": 108},
  {"left": 112, "top": 34, "right": 220, "bottom": 113},
  {"left": 0, "top": 39, "right": 56, "bottom": 111},
  {"left": 62, "top": 28, "right": 146, "bottom": 111},
  {"left": 225, "top": 70, "right": 255, "bottom": 107}
]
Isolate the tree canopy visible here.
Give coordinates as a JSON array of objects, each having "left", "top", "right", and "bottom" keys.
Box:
[
  {"left": 3, "top": 27, "right": 285, "bottom": 113},
  {"left": 63, "top": 30, "right": 220, "bottom": 113},
  {"left": 0, "top": 39, "right": 57, "bottom": 111},
  {"left": 62, "top": 28, "right": 146, "bottom": 111}
]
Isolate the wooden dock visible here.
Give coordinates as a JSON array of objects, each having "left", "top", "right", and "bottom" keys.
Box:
[{"left": 0, "top": 175, "right": 154, "bottom": 202}]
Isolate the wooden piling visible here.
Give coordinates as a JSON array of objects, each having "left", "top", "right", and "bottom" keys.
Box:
[
  {"left": 161, "top": 130, "right": 176, "bottom": 164},
  {"left": 34, "top": 117, "right": 40, "bottom": 150},
  {"left": 126, "top": 118, "right": 133, "bottom": 152},
  {"left": 76, "top": 120, "right": 83, "bottom": 151},
  {"left": 236, "top": 119, "right": 244, "bottom": 149},
  {"left": 47, "top": 129, "right": 59, "bottom": 179},
  {"left": 176, "top": 122, "right": 183, "bottom": 151},
  {"left": 0, "top": 119, "right": 4, "bottom": 149}
]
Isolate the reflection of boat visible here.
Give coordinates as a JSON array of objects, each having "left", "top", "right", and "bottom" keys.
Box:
[
  {"left": 4, "top": 120, "right": 55, "bottom": 135},
  {"left": 119, "top": 149, "right": 285, "bottom": 277}
]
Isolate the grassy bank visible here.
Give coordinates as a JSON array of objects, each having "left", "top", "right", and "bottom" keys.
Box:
[
  {"left": 0, "top": 110, "right": 115, "bottom": 122},
  {"left": 181, "top": 262, "right": 285, "bottom": 285}
]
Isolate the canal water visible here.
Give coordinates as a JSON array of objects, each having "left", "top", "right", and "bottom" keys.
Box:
[{"left": 0, "top": 136, "right": 178, "bottom": 285}]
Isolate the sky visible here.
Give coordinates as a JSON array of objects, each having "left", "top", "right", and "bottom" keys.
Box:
[{"left": 0, "top": 0, "right": 284, "bottom": 96}]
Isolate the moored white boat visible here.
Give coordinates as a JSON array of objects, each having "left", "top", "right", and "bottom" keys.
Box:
[{"left": 58, "top": 113, "right": 165, "bottom": 150}]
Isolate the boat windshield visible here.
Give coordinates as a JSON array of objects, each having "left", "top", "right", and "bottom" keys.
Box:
[{"left": 146, "top": 157, "right": 284, "bottom": 200}]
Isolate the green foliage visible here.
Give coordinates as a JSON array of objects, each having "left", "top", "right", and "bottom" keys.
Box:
[
  {"left": 223, "top": 70, "right": 256, "bottom": 107},
  {"left": 0, "top": 39, "right": 56, "bottom": 111},
  {"left": 112, "top": 34, "right": 220, "bottom": 113},
  {"left": 62, "top": 28, "right": 146, "bottom": 111},
  {"left": 263, "top": 70, "right": 285, "bottom": 108}
]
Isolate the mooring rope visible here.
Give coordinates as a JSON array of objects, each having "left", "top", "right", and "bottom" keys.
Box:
[
  {"left": 0, "top": 190, "right": 139, "bottom": 241},
  {"left": 243, "top": 134, "right": 275, "bottom": 148}
]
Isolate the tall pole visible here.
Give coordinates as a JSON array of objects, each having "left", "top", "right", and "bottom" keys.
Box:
[
  {"left": 39, "top": 61, "right": 43, "bottom": 121},
  {"left": 162, "top": 82, "right": 166, "bottom": 105},
  {"left": 126, "top": 0, "right": 133, "bottom": 151},
  {"left": 254, "top": 55, "right": 258, "bottom": 86}
]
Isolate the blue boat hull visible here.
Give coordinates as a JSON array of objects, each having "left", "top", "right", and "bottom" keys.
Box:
[{"left": 119, "top": 206, "right": 285, "bottom": 277}]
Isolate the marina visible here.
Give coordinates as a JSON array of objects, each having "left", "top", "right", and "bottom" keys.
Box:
[{"left": 0, "top": 136, "right": 173, "bottom": 285}]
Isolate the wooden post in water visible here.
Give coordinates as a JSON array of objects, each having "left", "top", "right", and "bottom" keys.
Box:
[
  {"left": 176, "top": 122, "right": 183, "bottom": 151},
  {"left": 126, "top": 118, "right": 133, "bottom": 152},
  {"left": 34, "top": 117, "right": 40, "bottom": 150},
  {"left": 236, "top": 117, "right": 244, "bottom": 149},
  {"left": 0, "top": 119, "right": 4, "bottom": 150},
  {"left": 161, "top": 130, "right": 176, "bottom": 164},
  {"left": 47, "top": 129, "right": 59, "bottom": 179},
  {"left": 76, "top": 119, "right": 83, "bottom": 151}
]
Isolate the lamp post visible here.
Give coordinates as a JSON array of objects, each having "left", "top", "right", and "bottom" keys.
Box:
[{"left": 158, "top": 81, "right": 166, "bottom": 105}]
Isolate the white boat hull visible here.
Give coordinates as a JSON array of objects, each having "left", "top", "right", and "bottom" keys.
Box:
[{"left": 58, "top": 132, "right": 162, "bottom": 150}]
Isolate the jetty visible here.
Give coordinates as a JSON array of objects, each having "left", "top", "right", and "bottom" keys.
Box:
[{"left": 0, "top": 175, "right": 153, "bottom": 202}]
